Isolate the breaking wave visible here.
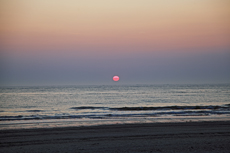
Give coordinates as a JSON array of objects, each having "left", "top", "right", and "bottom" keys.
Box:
[{"left": 1, "top": 104, "right": 229, "bottom": 121}]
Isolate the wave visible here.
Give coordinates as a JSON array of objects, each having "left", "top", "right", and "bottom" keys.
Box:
[
  {"left": 1, "top": 104, "right": 229, "bottom": 121},
  {"left": 70, "top": 104, "right": 230, "bottom": 111},
  {"left": 110, "top": 105, "right": 229, "bottom": 111},
  {"left": 0, "top": 111, "right": 229, "bottom": 121},
  {"left": 70, "top": 106, "right": 108, "bottom": 110},
  {"left": 1, "top": 111, "right": 230, "bottom": 122},
  {"left": 26, "top": 110, "right": 44, "bottom": 112}
]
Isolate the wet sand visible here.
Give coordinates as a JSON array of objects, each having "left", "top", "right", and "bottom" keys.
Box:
[{"left": 0, "top": 121, "right": 230, "bottom": 153}]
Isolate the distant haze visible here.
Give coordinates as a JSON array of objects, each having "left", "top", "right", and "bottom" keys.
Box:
[{"left": 1, "top": 0, "right": 230, "bottom": 86}]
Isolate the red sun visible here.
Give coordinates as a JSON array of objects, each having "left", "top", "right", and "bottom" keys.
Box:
[{"left": 113, "top": 76, "right": 119, "bottom": 81}]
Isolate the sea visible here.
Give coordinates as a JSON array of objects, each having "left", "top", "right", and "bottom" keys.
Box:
[{"left": 0, "top": 84, "right": 229, "bottom": 130}]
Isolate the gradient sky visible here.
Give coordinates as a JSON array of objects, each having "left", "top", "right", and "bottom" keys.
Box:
[{"left": 1, "top": 0, "right": 230, "bottom": 86}]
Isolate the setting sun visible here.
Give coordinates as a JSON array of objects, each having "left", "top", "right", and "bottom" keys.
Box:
[{"left": 113, "top": 76, "right": 119, "bottom": 81}]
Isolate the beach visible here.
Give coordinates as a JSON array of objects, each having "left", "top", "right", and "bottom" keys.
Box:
[{"left": 1, "top": 121, "right": 230, "bottom": 153}]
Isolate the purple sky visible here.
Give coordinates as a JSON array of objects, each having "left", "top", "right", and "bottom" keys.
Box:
[{"left": 1, "top": 0, "right": 230, "bottom": 86}]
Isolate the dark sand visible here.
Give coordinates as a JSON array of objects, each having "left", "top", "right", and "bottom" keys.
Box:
[{"left": 0, "top": 121, "right": 230, "bottom": 153}]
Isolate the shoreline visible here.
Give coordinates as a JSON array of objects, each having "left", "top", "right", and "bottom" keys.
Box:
[
  {"left": 1, "top": 120, "right": 230, "bottom": 131},
  {"left": 1, "top": 121, "right": 230, "bottom": 153},
  {"left": 1, "top": 115, "right": 230, "bottom": 130}
]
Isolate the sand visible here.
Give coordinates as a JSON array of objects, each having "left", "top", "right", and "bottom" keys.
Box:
[{"left": 0, "top": 121, "right": 230, "bottom": 153}]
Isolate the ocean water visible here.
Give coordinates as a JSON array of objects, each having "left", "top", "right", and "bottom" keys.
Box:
[{"left": 0, "top": 84, "right": 229, "bottom": 130}]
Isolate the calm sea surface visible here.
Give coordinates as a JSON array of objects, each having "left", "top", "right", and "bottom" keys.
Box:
[{"left": 0, "top": 84, "right": 229, "bottom": 129}]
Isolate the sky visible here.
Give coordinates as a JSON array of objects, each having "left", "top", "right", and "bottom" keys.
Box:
[{"left": 0, "top": 0, "right": 230, "bottom": 86}]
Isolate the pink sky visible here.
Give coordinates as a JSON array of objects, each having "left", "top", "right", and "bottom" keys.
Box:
[
  {"left": 1, "top": 0, "right": 229, "bottom": 52},
  {"left": 1, "top": 0, "right": 230, "bottom": 85}
]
